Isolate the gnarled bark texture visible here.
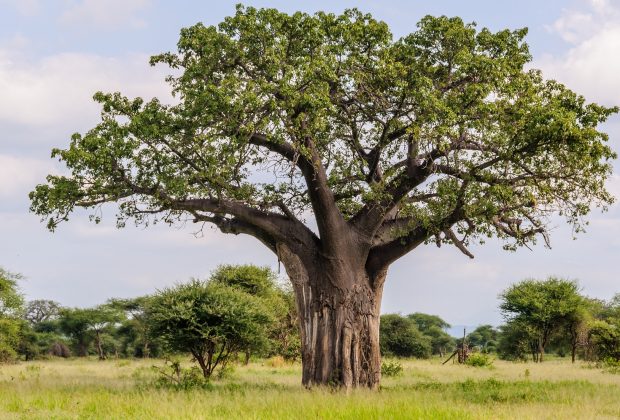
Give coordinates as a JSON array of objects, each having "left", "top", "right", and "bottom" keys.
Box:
[{"left": 278, "top": 243, "right": 386, "bottom": 389}]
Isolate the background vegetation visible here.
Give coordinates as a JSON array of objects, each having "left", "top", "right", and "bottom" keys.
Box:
[{"left": 2, "top": 266, "right": 620, "bottom": 371}]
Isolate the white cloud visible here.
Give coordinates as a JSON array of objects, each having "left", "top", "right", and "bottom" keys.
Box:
[
  {"left": 59, "top": 0, "right": 151, "bottom": 29},
  {"left": 0, "top": 48, "right": 172, "bottom": 129},
  {"left": 536, "top": 0, "right": 620, "bottom": 106}
]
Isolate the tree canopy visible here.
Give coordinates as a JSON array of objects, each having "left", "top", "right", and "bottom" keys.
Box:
[
  {"left": 147, "top": 279, "right": 274, "bottom": 378},
  {"left": 499, "top": 277, "right": 584, "bottom": 361},
  {"left": 30, "top": 6, "right": 617, "bottom": 269}
]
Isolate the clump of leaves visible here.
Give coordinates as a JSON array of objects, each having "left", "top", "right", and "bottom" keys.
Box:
[
  {"left": 600, "top": 358, "right": 620, "bottom": 374},
  {"left": 381, "top": 360, "right": 404, "bottom": 377},
  {"left": 465, "top": 353, "right": 494, "bottom": 368}
]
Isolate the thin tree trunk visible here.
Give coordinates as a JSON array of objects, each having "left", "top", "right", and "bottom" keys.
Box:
[
  {"left": 143, "top": 339, "right": 150, "bottom": 359},
  {"left": 571, "top": 330, "right": 578, "bottom": 363},
  {"left": 95, "top": 331, "right": 105, "bottom": 360},
  {"left": 538, "top": 341, "right": 544, "bottom": 363},
  {"left": 278, "top": 244, "right": 385, "bottom": 389}
]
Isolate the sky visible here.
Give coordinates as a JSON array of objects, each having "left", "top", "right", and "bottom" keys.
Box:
[{"left": 1, "top": 0, "right": 620, "bottom": 330}]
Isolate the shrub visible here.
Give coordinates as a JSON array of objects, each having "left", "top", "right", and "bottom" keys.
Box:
[
  {"left": 153, "top": 359, "right": 212, "bottom": 390},
  {"left": 380, "top": 314, "right": 432, "bottom": 358},
  {"left": 147, "top": 280, "right": 274, "bottom": 379},
  {"left": 0, "top": 343, "right": 17, "bottom": 363},
  {"left": 600, "top": 358, "right": 620, "bottom": 374},
  {"left": 465, "top": 353, "right": 494, "bottom": 367},
  {"left": 381, "top": 360, "right": 404, "bottom": 377}
]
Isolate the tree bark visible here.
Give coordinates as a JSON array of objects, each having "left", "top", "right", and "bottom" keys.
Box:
[{"left": 278, "top": 243, "right": 385, "bottom": 389}]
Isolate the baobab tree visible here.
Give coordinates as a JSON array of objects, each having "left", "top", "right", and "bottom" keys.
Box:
[{"left": 30, "top": 6, "right": 617, "bottom": 388}]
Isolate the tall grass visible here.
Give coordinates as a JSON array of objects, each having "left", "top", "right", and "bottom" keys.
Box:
[{"left": 1, "top": 357, "right": 619, "bottom": 419}]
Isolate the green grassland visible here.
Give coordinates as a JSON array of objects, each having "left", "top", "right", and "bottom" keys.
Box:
[{"left": 1, "top": 358, "right": 619, "bottom": 419}]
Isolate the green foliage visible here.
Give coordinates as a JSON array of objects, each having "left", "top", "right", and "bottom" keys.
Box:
[
  {"left": 467, "top": 325, "right": 499, "bottom": 353},
  {"left": 58, "top": 306, "right": 123, "bottom": 358},
  {"left": 381, "top": 360, "right": 404, "bottom": 377},
  {"left": 408, "top": 313, "right": 455, "bottom": 356},
  {"left": 380, "top": 314, "right": 432, "bottom": 358},
  {"left": 107, "top": 296, "right": 162, "bottom": 358},
  {"left": 210, "top": 265, "right": 278, "bottom": 297},
  {"left": 590, "top": 319, "right": 620, "bottom": 361},
  {"left": 210, "top": 264, "right": 300, "bottom": 361},
  {"left": 0, "top": 318, "right": 20, "bottom": 363},
  {"left": 153, "top": 359, "right": 212, "bottom": 390},
  {"left": 30, "top": 6, "right": 617, "bottom": 268},
  {"left": 465, "top": 353, "right": 494, "bottom": 367},
  {"left": 0, "top": 267, "right": 24, "bottom": 318},
  {"left": 147, "top": 279, "right": 274, "bottom": 378},
  {"left": 499, "top": 277, "right": 584, "bottom": 361},
  {"left": 0, "top": 268, "right": 25, "bottom": 363},
  {"left": 600, "top": 357, "right": 620, "bottom": 374},
  {"left": 497, "top": 321, "right": 533, "bottom": 361}
]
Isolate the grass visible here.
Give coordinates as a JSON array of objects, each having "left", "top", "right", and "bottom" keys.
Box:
[{"left": 1, "top": 357, "right": 619, "bottom": 419}]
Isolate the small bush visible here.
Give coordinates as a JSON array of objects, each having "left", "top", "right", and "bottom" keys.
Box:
[
  {"left": 381, "top": 360, "right": 403, "bottom": 377},
  {"left": 465, "top": 353, "right": 494, "bottom": 368},
  {"left": 0, "top": 343, "right": 17, "bottom": 364},
  {"left": 153, "top": 360, "right": 211, "bottom": 390},
  {"left": 601, "top": 358, "right": 620, "bottom": 374}
]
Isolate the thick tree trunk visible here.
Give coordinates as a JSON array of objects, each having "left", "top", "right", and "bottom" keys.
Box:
[{"left": 278, "top": 244, "right": 385, "bottom": 389}]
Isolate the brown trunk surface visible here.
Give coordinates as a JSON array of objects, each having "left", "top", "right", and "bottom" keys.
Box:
[{"left": 278, "top": 244, "right": 385, "bottom": 389}]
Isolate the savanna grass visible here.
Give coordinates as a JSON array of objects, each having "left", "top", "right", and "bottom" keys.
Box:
[{"left": 1, "top": 357, "right": 619, "bottom": 419}]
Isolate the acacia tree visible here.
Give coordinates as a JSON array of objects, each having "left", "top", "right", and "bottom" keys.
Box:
[
  {"left": 30, "top": 7, "right": 616, "bottom": 388},
  {"left": 24, "top": 300, "right": 61, "bottom": 325},
  {"left": 147, "top": 280, "right": 273, "bottom": 378},
  {"left": 500, "top": 278, "right": 584, "bottom": 362},
  {"left": 408, "top": 313, "right": 454, "bottom": 356}
]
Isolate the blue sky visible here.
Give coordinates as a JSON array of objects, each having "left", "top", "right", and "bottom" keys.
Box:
[{"left": 1, "top": 0, "right": 619, "bottom": 328}]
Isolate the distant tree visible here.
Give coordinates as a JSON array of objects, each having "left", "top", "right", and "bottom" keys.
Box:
[
  {"left": 496, "top": 320, "right": 535, "bottom": 361},
  {"left": 147, "top": 280, "right": 273, "bottom": 378},
  {"left": 0, "top": 268, "right": 25, "bottom": 362},
  {"left": 0, "top": 267, "right": 24, "bottom": 318},
  {"left": 500, "top": 277, "right": 583, "bottom": 362},
  {"left": 408, "top": 313, "right": 454, "bottom": 357},
  {"left": 88, "top": 306, "right": 123, "bottom": 359},
  {"left": 467, "top": 325, "right": 499, "bottom": 353},
  {"left": 58, "top": 306, "right": 122, "bottom": 358},
  {"left": 380, "top": 314, "right": 431, "bottom": 358},
  {"left": 564, "top": 300, "right": 595, "bottom": 363},
  {"left": 588, "top": 295, "right": 620, "bottom": 362},
  {"left": 589, "top": 319, "right": 620, "bottom": 361},
  {"left": 108, "top": 296, "right": 157, "bottom": 358},
  {"left": 24, "top": 300, "right": 61, "bottom": 325}
]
